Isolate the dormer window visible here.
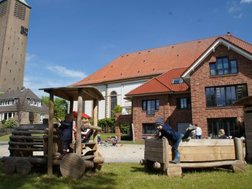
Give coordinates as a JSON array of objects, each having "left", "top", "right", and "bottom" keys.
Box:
[
  {"left": 209, "top": 57, "right": 238, "bottom": 76},
  {"left": 172, "top": 78, "right": 184, "bottom": 84}
]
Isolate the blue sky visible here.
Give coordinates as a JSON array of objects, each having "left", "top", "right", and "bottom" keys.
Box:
[{"left": 24, "top": 0, "right": 252, "bottom": 97}]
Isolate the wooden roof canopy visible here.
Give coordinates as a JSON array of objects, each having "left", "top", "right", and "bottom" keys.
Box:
[{"left": 40, "top": 86, "right": 104, "bottom": 101}]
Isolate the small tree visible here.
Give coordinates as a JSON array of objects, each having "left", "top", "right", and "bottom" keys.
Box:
[
  {"left": 112, "top": 105, "right": 122, "bottom": 119},
  {"left": 3, "top": 118, "right": 18, "bottom": 129},
  {"left": 98, "top": 118, "right": 115, "bottom": 133},
  {"left": 41, "top": 96, "right": 68, "bottom": 120}
]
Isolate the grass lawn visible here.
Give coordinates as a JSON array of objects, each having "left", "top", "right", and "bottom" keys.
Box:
[
  {"left": 0, "top": 134, "right": 10, "bottom": 142},
  {"left": 0, "top": 162, "right": 251, "bottom": 189}
]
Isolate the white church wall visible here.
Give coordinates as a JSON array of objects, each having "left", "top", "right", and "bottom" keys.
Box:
[{"left": 73, "top": 78, "right": 149, "bottom": 120}]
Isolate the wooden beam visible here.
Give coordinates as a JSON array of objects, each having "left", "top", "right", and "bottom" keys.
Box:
[
  {"left": 234, "top": 137, "right": 244, "bottom": 161},
  {"left": 47, "top": 92, "right": 54, "bottom": 175},
  {"left": 93, "top": 99, "right": 98, "bottom": 126},
  {"left": 76, "top": 89, "right": 83, "bottom": 156}
]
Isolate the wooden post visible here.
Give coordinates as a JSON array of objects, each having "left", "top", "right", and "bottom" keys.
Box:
[
  {"left": 93, "top": 99, "right": 98, "bottom": 127},
  {"left": 93, "top": 99, "right": 98, "bottom": 144},
  {"left": 76, "top": 90, "right": 83, "bottom": 156},
  {"left": 234, "top": 137, "right": 244, "bottom": 161},
  {"left": 47, "top": 91, "right": 54, "bottom": 175},
  {"left": 162, "top": 138, "right": 169, "bottom": 172}
]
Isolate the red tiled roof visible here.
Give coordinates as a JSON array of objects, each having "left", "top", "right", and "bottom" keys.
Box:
[
  {"left": 72, "top": 34, "right": 252, "bottom": 86},
  {"left": 126, "top": 68, "right": 189, "bottom": 97}
]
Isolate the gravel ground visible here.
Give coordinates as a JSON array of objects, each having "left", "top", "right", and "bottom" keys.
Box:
[
  {"left": 0, "top": 142, "right": 144, "bottom": 163},
  {"left": 98, "top": 144, "right": 144, "bottom": 163}
]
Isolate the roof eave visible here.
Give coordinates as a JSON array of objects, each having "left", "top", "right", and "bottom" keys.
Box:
[{"left": 182, "top": 38, "right": 252, "bottom": 79}]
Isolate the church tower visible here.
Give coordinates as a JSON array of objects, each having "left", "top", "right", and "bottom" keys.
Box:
[{"left": 0, "top": 0, "right": 31, "bottom": 93}]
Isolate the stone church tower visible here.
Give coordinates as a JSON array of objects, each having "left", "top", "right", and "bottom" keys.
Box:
[{"left": 0, "top": 0, "right": 31, "bottom": 93}]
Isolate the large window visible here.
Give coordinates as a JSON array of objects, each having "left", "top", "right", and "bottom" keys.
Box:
[
  {"left": 205, "top": 84, "right": 247, "bottom": 107},
  {"left": 207, "top": 118, "right": 244, "bottom": 138},
  {"left": 177, "top": 97, "right": 191, "bottom": 109},
  {"left": 142, "top": 99, "right": 159, "bottom": 115},
  {"left": 209, "top": 57, "right": 238, "bottom": 76},
  {"left": 110, "top": 91, "right": 117, "bottom": 117},
  {"left": 142, "top": 123, "right": 156, "bottom": 135}
]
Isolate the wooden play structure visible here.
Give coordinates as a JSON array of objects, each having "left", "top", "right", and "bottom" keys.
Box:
[
  {"left": 2, "top": 86, "right": 105, "bottom": 178},
  {"left": 141, "top": 137, "right": 246, "bottom": 177}
]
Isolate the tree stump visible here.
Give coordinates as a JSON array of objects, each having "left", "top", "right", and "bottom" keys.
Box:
[
  {"left": 165, "top": 164, "right": 182, "bottom": 177},
  {"left": 15, "top": 159, "right": 32, "bottom": 175},
  {"left": 3, "top": 157, "right": 16, "bottom": 175},
  {"left": 60, "top": 153, "right": 86, "bottom": 179},
  {"left": 232, "top": 160, "right": 246, "bottom": 173}
]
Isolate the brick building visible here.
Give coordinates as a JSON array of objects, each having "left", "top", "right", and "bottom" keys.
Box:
[
  {"left": 126, "top": 35, "right": 252, "bottom": 140},
  {"left": 74, "top": 34, "right": 252, "bottom": 140}
]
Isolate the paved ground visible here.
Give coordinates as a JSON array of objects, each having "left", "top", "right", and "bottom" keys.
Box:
[
  {"left": 0, "top": 142, "right": 144, "bottom": 163},
  {"left": 99, "top": 144, "right": 144, "bottom": 163},
  {"left": 0, "top": 142, "right": 9, "bottom": 158}
]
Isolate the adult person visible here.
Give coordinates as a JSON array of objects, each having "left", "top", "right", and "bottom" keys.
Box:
[
  {"left": 155, "top": 117, "right": 196, "bottom": 164},
  {"left": 218, "top": 129, "right": 228, "bottom": 139},
  {"left": 58, "top": 114, "right": 73, "bottom": 156},
  {"left": 195, "top": 124, "right": 202, "bottom": 139}
]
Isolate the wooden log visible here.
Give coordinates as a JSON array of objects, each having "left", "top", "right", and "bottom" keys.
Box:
[
  {"left": 12, "top": 130, "right": 45, "bottom": 135},
  {"left": 15, "top": 159, "right": 32, "bottom": 175},
  {"left": 232, "top": 160, "right": 246, "bottom": 173},
  {"left": 9, "top": 147, "right": 44, "bottom": 151},
  {"left": 47, "top": 92, "right": 54, "bottom": 176},
  {"left": 9, "top": 141, "right": 44, "bottom": 146},
  {"left": 76, "top": 90, "right": 83, "bottom": 156},
  {"left": 10, "top": 135, "right": 45, "bottom": 140},
  {"left": 179, "top": 160, "right": 238, "bottom": 168},
  {"left": 234, "top": 138, "right": 244, "bottom": 161},
  {"left": 60, "top": 153, "right": 86, "bottom": 179},
  {"left": 83, "top": 160, "right": 94, "bottom": 169},
  {"left": 3, "top": 157, "right": 16, "bottom": 174},
  {"left": 94, "top": 151, "right": 104, "bottom": 164},
  {"left": 82, "top": 155, "right": 95, "bottom": 160},
  {"left": 165, "top": 164, "right": 182, "bottom": 177},
  {"left": 2, "top": 156, "right": 46, "bottom": 164}
]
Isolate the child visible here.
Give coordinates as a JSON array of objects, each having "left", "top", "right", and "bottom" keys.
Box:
[{"left": 58, "top": 114, "right": 73, "bottom": 155}]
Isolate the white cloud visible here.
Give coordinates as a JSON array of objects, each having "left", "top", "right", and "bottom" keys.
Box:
[
  {"left": 240, "top": 0, "right": 252, "bottom": 3},
  {"left": 227, "top": 1, "right": 244, "bottom": 18},
  {"left": 24, "top": 54, "right": 87, "bottom": 97},
  {"left": 46, "top": 65, "right": 86, "bottom": 79},
  {"left": 26, "top": 53, "right": 36, "bottom": 63}
]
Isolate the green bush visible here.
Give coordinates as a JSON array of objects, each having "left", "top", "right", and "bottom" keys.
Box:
[
  {"left": 1, "top": 119, "right": 6, "bottom": 125},
  {"left": 98, "top": 118, "right": 115, "bottom": 133},
  {"left": 120, "top": 123, "right": 131, "bottom": 134},
  {"left": 3, "top": 118, "right": 18, "bottom": 129}
]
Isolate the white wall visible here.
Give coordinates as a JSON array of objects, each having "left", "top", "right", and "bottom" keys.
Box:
[{"left": 73, "top": 78, "right": 149, "bottom": 120}]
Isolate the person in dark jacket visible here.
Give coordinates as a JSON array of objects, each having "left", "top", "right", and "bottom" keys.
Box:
[
  {"left": 58, "top": 114, "right": 73, "bottom": 154},
  {"left": 155, "top": 117, "right": 196, "bottom": 164}
]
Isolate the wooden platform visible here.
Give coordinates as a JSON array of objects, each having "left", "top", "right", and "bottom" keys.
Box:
[{"left": 143, "top": 138, "right": 246, "bottom": 177}]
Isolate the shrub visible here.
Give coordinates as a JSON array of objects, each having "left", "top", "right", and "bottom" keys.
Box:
[
  {"left": 3, "top": 118, "right": 18, "bottom": 129},
  {"left": 98, "top": 118, "right": 115, "bottom": 133}
]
